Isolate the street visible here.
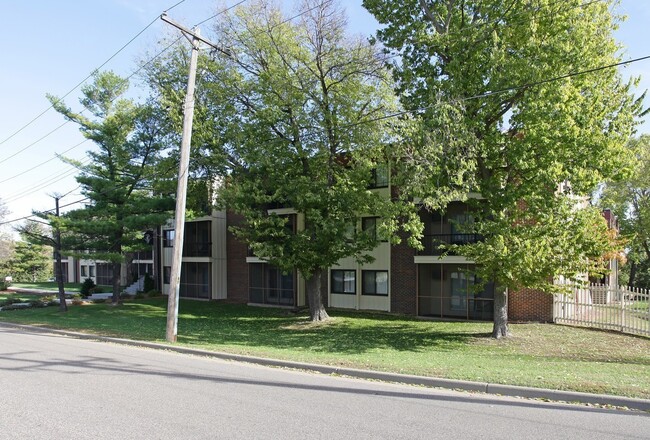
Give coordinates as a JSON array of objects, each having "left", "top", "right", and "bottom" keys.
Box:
[{"left": 0, "top": 325, "right": 647, "bottom": 439}]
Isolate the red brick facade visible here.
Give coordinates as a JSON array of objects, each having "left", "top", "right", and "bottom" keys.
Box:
[
  {"left": 390, "top": 233, "right": 417, "bottom": 315},
  {"left": 226, "top": 211, "right": 249, "bottom": 303},
  {"left": 508, "top": 287, "right": 553, "bottom": 322}
]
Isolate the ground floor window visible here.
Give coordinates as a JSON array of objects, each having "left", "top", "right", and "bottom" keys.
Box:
[
  {"left": 179, "top": 262, "right": 211, "bottom": 299},
  {"left": 331, "top": 270, "right": 356, "bottom": 294},
  {"left": 249, "top": 263, "right": 295, "bottom": 306},
  {"left": 362, "top": 270, "right": 388, "bottom": 296},
  {"left": 96, "top": 263, "right": 113, "bottom": 286},
  {"left": 163, "top": 266, "right": 171, "bottom": 284},
  {"left": 418, "top": 264, "right": 494, "bottom": 320},
  {"left": 56, "top": 262, "right": 69, "bottom": 283}
]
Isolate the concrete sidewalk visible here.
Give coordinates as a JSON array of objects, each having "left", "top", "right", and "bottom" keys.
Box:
[
  {"left": 6, "top": 286, "right": 77, "bottom": 296},
  {"left": 1, "top": 321, "right": 648, "bottom": 412}
]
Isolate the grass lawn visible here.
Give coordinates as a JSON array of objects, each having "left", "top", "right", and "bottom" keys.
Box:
[
  {"left": 0, "top": 298, "right": 648, "bottom": 399},
  {"left": 10, "top": 282, "right": 85, "bottom": 291}
]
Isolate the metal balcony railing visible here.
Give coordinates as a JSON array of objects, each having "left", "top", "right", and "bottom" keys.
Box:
[{"left": 418, "top": 233, "right": 483, "bottom": 256}]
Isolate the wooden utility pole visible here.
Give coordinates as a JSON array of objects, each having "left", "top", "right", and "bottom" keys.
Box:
[
  {"left": 161, "top": 13, "right": 230, "bottom": 342},
  {"left": 54, "top": 196, "right": 68, "bottom": 312}
]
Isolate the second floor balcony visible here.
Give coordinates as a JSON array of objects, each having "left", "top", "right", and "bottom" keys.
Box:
[{"left": 418, "top": 233, "right": 483, "bottom": 256}]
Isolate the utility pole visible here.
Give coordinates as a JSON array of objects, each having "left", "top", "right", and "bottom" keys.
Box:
[
  {"left": 161, "top": 13, "right": 230, "bottom": 342},
  {"left": 53, "top": 196, "right": 68, "bottom": 312}
]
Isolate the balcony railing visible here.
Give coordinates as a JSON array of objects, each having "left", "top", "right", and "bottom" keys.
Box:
[
  {"left": 418, "top": 234, "right": 483, "bottom": 256},
  {"left": 183, "top": 241, "right": 212, "bottom": 257}
]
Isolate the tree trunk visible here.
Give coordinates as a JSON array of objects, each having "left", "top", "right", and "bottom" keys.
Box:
[
  {"left": 491, "top": 286, "right": 510, "bottom": 338},
  {"left": 629, "top": 260, "right": 637, "bottom": 287},
  {"left": 54, "top": 249, "right": 67, "bottom": 312},
  {"left": 111, "top": 262, "right": 121, "bottom": 305},
  {"left": 306, "top": 268, "right": 329, "bottom": 321}
]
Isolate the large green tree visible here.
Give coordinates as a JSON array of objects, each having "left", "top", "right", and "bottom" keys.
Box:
[
  {"left": 600, "top": 135, "right": 650, "bottom": 289},
  {"left": 48, "top": 71, "right": 175, "bottom": 304},
  {"left": 5, "top": 222, "right": 52, "bottom": 283},
  {"left": 363, "top": 0, "right": 644, "bottom": 336},
  {"left": 152, "top": 0, "right": 414, "bottom": 320}
]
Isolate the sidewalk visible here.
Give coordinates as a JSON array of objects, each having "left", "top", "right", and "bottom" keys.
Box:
[
  {"left": 1, "top": 321, "right": 648, "bottom": 412},
  {"left": 6, "top": 286, "right": 76, "bottom": 296}
]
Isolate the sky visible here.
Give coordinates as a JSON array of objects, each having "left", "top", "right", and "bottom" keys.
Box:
[{"left": 1, "top": 0, "right": 649, "bottom": 235}]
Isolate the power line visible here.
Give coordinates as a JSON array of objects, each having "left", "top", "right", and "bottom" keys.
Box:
[
  {"left": 193, "top": 0, "right": 248, "bottom": 27},
  {"left": 0, "top": 0, "right": 188, "bottom": 149},
  {"left": 0, "top": 139, "right": 89, "bottom": 185}
]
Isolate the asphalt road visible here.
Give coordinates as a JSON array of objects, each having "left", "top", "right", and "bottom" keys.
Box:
[{"left": 0, "top": 326, "right": 647, "bottom": 440}]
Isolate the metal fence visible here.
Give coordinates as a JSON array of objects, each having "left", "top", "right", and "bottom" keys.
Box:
[{"left": 553, "top": 283, "right": 650, "bottom": 337}]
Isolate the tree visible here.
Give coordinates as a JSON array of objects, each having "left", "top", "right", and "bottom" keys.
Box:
[
  {"left": 48, "top": 71, "right": 175, "bottom": 305},
  {"left": 151, "top": 0, "right": 414, "bottom": 321},
  {"left": 5, "top": 222, "right": 52, "bottom": 283},
  {"left": 600, "top": 135, "right": 650, "bottom": 288},
  {"left": 0, "top": 198, "right": 14, "bottom": 266},
  {"left": 363, "top": 0, "right": 644, "bottom": 336}
]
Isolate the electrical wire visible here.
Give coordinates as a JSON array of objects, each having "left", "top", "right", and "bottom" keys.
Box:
[
  {"left": 0, "top": 139, "right": 89, "bottom": 185},
  {"left": 0, "top": 0, "right": 186, "bottom": 149}
]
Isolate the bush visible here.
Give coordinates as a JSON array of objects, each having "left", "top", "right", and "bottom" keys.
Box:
[
  {"left": 0, "top": 281, "right": 10, "bottom": 291},
  {"left": 80, "top": 278, "right": 96, "bottom": 297},
  {"left": 29, "top": 299, "right": 48, "bottom": 308},
  {"left": 143, "top": 273, "right": 155, "bottom": 293},
  {"left": 145, "top": 290, "right": 162, "bottom": 298},
  {"left": 134, "top": 292, "right": 145, "bottom": 300}
]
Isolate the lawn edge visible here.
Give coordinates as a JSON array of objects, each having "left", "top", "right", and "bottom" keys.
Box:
[{"left": 2, "top": 321, "right": 649, "bottom": 412}]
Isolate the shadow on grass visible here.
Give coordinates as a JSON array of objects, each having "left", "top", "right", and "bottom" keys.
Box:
[
  {"left": 0, "top": 298, "right": 491, "bottom": 355},
  {"left": 171, "top": 300, "right": 491, "bottom": 354}
]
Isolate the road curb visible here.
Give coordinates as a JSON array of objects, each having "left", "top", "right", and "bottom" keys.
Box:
[{"left": 2, "top": 321, "right": 649, "bottom": 412}]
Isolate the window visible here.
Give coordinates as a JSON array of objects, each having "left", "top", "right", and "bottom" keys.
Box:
[
  {"left": 369, "top": 163, "right": 389, "bottom": 188},
  {"left": 179, "top": 262, "right": 211, "bottom": 299},
  {"left": 362, "top": 270, "right": 388, "bottom": 296},
  {"left": 331, "top": 270, "right": 356, "bottom": 294},
  {"left": 89, "top": 266, "right": 95, "bottom": 277},
  {"left": 163, "top": 266, "right": 171, "bottom": 284},
  {"left": 183, "top": 221, "right": 211, "bottom": 257},
  {"left": 163, "top": 230, "right": 175, "bottom": 247},
  {"left": 362, "top": 217, "right": 387, "bottom": 242},
  {"left": 80, "top": 265, "right": 88, "bottom": 278}
]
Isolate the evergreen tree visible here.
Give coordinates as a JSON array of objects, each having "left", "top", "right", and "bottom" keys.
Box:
[{"left": 48, "top": 71, "right": 175, "bottom": 304}]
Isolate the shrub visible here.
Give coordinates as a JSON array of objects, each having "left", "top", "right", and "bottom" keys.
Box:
[
  {"left": 29, "top": 299, "right": 48, "bottom": 308},
  {"left": 134, "top": 292, "right": 145, "bottom": 300},
  {"left": 145, "top": 290, "right": 162, "bottom": 298},
  {"left": 0, "top": 281, "right": 10, "bottom": 291},
  {"left": 92, "top": 298, "right": 106, "bottom": 304},
  {"left": 80, "top": 278, "right": 96, "bottom": 297},
  {"left": 143, "top": 273, "right": 155, "bottom": 293}
]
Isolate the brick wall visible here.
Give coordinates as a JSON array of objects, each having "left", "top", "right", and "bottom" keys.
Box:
[
  {"left": 508, "top": 288, "right": 553, "bottom": 322},
  {"left": 226, "top": 211, "right": 249, "bottom": 303},
  {"left": 390, "top": 232, "right": 417, "bottom": 315}
]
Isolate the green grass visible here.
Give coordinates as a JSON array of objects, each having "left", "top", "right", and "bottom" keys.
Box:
[
  {"left": 10, "top": 282, "right": 85, "bottom": 291},
  {"left": 0, "top": 293, "right": 43, "bottom": 303},
  {"left": 0, "top": 299, "right": 648, "bottom": 399}
]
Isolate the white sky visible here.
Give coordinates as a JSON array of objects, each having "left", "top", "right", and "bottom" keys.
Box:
[{"left": 1, "top": 0, "right": 648, "bottom": 233}]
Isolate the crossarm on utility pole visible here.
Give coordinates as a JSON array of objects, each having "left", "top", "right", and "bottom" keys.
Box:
[{"left": 161, "top": 13, "right": 231, "bottom": 57}]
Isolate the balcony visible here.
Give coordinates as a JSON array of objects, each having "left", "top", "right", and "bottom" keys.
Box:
[
  {"left": 183, "top": 241, "right": 212, "bottom": 257},
  {"left": 418, "top": 233, "right": 482, "bottom": 256}
]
